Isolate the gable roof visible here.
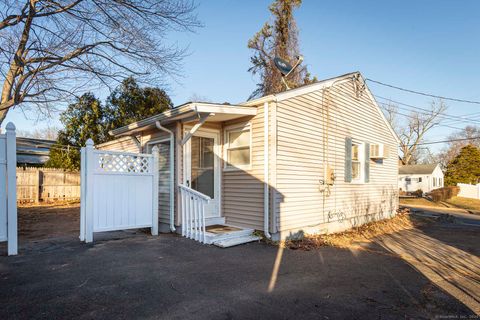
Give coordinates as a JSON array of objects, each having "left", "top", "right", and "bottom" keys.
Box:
[
  {"left": 240, "top": 71, "right": 400, "bottom": 144},
  {"left": 110, "top": 71, "right": 400, "bottom": 144},
  {"left": 399, "top": 164, "right": 439, "bottom": 175}
]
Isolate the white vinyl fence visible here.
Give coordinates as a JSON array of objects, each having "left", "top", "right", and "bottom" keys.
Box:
[
  {"left": 80, "top": 139, "right": 159, "bottom": 243},
  {"left": 0, "top": 123, "right": 17, "bottom": 255},
  {"left": 457, "top": 183, "right": 480, "bottom": 199}
]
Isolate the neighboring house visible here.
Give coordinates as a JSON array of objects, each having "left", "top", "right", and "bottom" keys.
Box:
[
  {"left": 101, "top": 71, "right": 399, "bottom": 242},
  {"left": 16, "top": 137, "right": 56, "bottom": 167},
  {"left": 398, "top": 163, "right": 444, "bottom": 193}
]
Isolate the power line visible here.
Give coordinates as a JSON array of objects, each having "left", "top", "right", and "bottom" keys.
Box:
[
  {"left": 375, "top": 95, "right": 480, "bottom": 125},
  {"left": 415, "top": 136, "right": 480, "bottom": 146},
  {"left": 367, "top": 78, "right": 480, "bottom": 105},
  {"left": 379, "top": 106, "right": 465, "bottom": 131}
]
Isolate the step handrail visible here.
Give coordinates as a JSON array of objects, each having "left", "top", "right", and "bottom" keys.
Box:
[
  {"left": 179, "top": 184, "right": 212, "bottom": 201},
  {"left": 179, "top": 184, "right": 211, "bottom": 244}
]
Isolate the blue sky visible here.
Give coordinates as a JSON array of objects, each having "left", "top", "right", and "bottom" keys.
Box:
[{"left": 5, "top": 0, "right": 480, "bottom": 151}]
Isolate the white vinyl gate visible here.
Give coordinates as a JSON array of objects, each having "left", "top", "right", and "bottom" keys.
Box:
[
  {"left": 80, "top": 139, "right": 159, "bottom": 243},
  {"left": 0, "top": 123, "right": 17, "bottom": 255}
]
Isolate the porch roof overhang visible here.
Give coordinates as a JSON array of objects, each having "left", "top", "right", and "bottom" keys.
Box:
[{"left": 110, "top": 102, "right": 257, "bottom": 137}]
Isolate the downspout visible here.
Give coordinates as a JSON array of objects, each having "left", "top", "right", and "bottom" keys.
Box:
[
  {"left": 155, "top": 121, "right": 176, "bottom": 232},
  {"left": 264, "top": 102, "right": 271, "bottom": 239}
]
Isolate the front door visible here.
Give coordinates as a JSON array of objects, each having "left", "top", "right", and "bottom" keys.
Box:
[{"left": 184, "top": 128, "right": 220, "bottom": 218}]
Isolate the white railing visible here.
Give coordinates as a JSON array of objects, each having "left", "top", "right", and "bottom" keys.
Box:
[{"left": 179, "top": 184, "right": 211, "bottom": 244}]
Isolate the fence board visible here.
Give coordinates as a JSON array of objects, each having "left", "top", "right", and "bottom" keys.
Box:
[{"left": 16, "top": 167, "right": 80, "bottom": 203}]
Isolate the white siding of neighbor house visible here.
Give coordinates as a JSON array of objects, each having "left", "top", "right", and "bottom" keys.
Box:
[
  {"left": 274, "top": 79, "right": 399, "bottom": 233},
  {"left": 399, "top": 165, "right": 444, "bottom": 193}
]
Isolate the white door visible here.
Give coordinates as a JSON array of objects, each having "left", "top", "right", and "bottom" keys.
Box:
[{"left": 184, "top": 128, "right": 220, "bottom": 219}]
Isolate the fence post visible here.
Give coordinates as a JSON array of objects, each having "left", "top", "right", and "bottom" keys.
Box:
[
  {"left": 151, "top": 146, "right": 159, "bottom": 236},
  {"left": 84, "top": 139, "right": 95, "bottom": 243},
  {"left": 80, "top": 148, "right": 86, "bottom": 241},
  {"left": 6, "top": 123, "right": 17, "bottom": 255}
]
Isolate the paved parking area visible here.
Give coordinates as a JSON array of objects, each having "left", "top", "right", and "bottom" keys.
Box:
[{"left": 0, "top": 205, "right": 477, "bottom": 319}]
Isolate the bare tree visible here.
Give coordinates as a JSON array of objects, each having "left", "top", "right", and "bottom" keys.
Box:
[
  {"left": 17, "top": 125, "right": 59, "bottom": 140},
  {"left": 437, "top": 125, "right": 480, "bottom": 168},
  {"left": 383, "top": 99, "right": 447, "bottom": 165},
  {"left": 0, "top": 0, "right": 200, "bottom": 125}
]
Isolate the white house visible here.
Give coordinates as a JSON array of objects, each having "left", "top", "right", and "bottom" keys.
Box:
[
  {"left": 89, "top": 72, "right": 400, "bottom": 245},
  {"left": 398, "top": 164, "right": 444, "bottom": 193}
]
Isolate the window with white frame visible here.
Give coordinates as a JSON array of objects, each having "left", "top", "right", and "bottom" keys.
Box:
[
  {"left": 225, "top": 124, "right": 251, "bottom": 169},
  {"left": 351, "top": 142, "right": 363, "bottom": 182}
]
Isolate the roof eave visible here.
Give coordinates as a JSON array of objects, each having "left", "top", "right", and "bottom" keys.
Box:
[{"left": 110, "top": 103, "right": 257, "bottom": 137}]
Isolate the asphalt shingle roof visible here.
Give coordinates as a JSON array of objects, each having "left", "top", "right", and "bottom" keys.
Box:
[{"left": 399, "top": 164, "right": 438, "bottom": 175}]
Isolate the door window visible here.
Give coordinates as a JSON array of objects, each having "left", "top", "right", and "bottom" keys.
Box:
[{"left": 190, "top": 136, "right": 215, "bottom": 198}]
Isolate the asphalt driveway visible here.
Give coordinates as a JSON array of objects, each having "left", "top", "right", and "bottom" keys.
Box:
[{"left": 0, "top": 205, "right": 478, "bottom": 319}]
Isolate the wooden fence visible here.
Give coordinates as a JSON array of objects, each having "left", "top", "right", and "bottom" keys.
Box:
[{"left": 17, "top": 167, "right": 80, "bottom": 203}]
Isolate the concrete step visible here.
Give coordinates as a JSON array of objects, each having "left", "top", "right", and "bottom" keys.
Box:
[
  {"left": 213, "top": 235, "right": 261, "bottom": 248},
  {"left": 205, "top": 228, "right": 254, "bottom": 244}
]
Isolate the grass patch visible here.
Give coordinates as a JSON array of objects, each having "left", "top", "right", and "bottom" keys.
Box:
[
  {"left": 399, "top": 197, "right": 445, "bottom": 208},
  {"left": 445, "top": 196, "right": 480, "bottom": 212},
  {"left": 284, "top": 212, "right": 431, "bottom": 250}
]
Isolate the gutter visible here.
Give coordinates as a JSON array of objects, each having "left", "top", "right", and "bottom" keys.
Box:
[
  {"left": 155, "top": 121, "right": 176, "bottom": 232},
  {"left": 263, "top": 101, "right": 271, "bottom": 239}
]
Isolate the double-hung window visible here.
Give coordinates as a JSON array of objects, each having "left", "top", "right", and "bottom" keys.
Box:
[
  {"left": 351, "top": 143, "right": 362, "bottom": 181},
  {"left": 225, "top": 123, "right": 251, "bottom": 169}
]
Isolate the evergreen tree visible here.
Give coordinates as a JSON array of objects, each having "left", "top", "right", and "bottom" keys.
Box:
[
  {"left": 46, "top": 93, "right": 107, "bottom": 170},
  {"left": 105, "top": 77, "right": 173, "bottom": 131},
  {"left": 444, "top": 145, "right": 480, "bottom": 185},
  {"left": 46, "top": 78, "right": 173, "bottom": 170},
  {"left": 248, "top": 0, "right": 316, "bottom": 99}
]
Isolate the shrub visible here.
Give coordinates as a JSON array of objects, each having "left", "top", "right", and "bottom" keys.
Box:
[
  {"left": 412, "top": 189, "right": 423, "bottom": 197},
  {"left": 429, "top": 186, "right": 460, "bottom": 202}
]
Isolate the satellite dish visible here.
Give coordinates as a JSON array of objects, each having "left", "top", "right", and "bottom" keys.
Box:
[
  {"left": 274, "top": 57, "right": 293, "bottom": 76},
  {"left": 273, "top": 55, "right": 304, "bottom": 90}
]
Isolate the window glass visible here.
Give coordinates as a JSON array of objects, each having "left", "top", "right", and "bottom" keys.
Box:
[
  {"left": 351, "top": 143, "right": 361, "bottom": 180},
  {"left": 226, "top": 126, "right": 251, "bottom": 168},
  {"left": 229, "top": 131, "right": 250, "bottom": 148},
  {"left": 352, "top": 144, "right": 359, "bottom": 161},
  {"left": 228, "top": 148, "right": 250, "bottom": 166}
]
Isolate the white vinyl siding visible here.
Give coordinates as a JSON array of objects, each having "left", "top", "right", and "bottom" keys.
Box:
[
  {"left": 96, "top": 137, "right": 140, "bottom": 153},
  {"left": 274, "top": 79, "right": 399, "bottom": 232},
  {"left": 222, "top": 109, "right": 265, "bottom": 230}
]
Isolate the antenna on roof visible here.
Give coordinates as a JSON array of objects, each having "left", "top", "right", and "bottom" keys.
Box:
[{"left": 273, "top": 55, "right": 304, "bottom": 90}]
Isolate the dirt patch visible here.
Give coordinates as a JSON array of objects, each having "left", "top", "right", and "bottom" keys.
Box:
[
  {"left": 18, "top": 203, "right": 80, "bottom": 241},
  {"left": 284, "top": 210, "right": 433, "bottom": 250},
  {"left": 399, "top": 197, "right": 446, "bottom": 208}
]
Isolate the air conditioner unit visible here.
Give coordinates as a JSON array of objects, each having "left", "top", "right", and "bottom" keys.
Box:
[{"left": 370, "top": 143, "right": 387, "bottom": 159}]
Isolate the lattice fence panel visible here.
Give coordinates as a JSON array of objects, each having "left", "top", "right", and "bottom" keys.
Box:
[{"left": 95, "top": 152, "right": 152, "bottom": 174}]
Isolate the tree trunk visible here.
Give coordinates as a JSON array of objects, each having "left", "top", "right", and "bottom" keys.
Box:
[{"left": 0, "top": 0, "right": 35, "bottom": 126}]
